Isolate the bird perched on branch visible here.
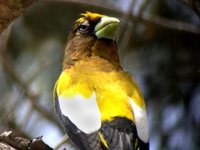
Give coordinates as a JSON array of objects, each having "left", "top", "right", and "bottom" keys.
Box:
[{"left": 54, "top": 11, "right": 149, "bottom": 150}]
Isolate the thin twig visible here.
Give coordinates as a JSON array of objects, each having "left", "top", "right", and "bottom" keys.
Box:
[
  {"left": 136, "top": 0, "right": 150, "bottom": 17},
  {"left": 119, "top": 0, "right": 150, "bottom": 59},
  {"left": 54, "top": 135, "right": 69, "bottom": 150},
  {"left": 141, "top": 13, "right": 200, "bottom": 34},
  {"left": 118, "top": 0, "right": 135, "bottom": 51},
  {"left": 19, "top": 104, "right": 33, "bottom": 129}
]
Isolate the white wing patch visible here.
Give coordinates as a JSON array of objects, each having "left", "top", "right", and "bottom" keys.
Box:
[
  {"left": 58, "top": 93, "right": 101, "bottom": 134},
  {"left": 129, "top": 98, "right": 149, "bottom": 143}
]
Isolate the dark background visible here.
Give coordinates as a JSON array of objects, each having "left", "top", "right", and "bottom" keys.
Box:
[{"left": 0, "top": 0, "right": 200, "bottom": 149}]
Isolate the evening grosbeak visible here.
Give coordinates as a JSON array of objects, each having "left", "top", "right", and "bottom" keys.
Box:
[{"left": 54, "top": 12, "right": 149, "bottom": 150}]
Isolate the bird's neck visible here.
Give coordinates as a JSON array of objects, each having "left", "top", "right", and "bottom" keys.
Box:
[{"left": 63, "top": 39, "right": 121, "bottom": 71}]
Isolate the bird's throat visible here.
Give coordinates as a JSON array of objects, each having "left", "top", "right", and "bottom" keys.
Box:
[{"left": 63, "top": 38, "right": 121, "bottom": 71}]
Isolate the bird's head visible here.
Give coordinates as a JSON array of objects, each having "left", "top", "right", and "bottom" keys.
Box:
[
  {"left": 70, "top": 11, "right": 119, "bottom": 41},
  {"left": 64, "top": 12, "right": 121, "bottom": 69}
]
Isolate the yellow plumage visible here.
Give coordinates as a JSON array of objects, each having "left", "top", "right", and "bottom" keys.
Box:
[
  {"left": 54, "top": 11, "right": 149, "bottom": 150},
  {"left": 56, "top": 57, "right": 146, "bottom": 123}
]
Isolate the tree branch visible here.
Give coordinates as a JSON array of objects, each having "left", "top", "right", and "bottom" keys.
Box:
[
  {"left": 47, "top": 0, "right": 200, "bottom": 35},
  {"left": 141, "top": 13, "right": 200, "bottom": 34},
  {"left": 1, "top": 0, "right": 199, "bottom": 35},
  {"left": 0, "top": 0, "right": 38, "bottom": 33},
  {"left": 0, "top": 131, "right": 53, "bottom": 150}
]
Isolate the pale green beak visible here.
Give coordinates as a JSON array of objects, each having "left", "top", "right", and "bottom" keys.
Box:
[{"left": 95, "top": 16, "right": 120, "bottom": 40}]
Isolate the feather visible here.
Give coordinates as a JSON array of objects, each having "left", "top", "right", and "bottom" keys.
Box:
[{"left": 54, "top": 12, "right": 149, "bottom": 150}]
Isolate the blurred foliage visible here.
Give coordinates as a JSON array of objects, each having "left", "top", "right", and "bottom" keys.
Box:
[{"left": 0, "top": 0, "right": 200, "bottom": 149}]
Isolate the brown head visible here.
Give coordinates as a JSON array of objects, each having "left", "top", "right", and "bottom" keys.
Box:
[{"left": 63, "top": 11, "right": 121, "bottom": 70}]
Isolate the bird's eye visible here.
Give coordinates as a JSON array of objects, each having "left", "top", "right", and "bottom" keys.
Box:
[
  {"left": 79, "top": 25, "right": 88, "bottom": 30},
  {"left": 78, "top": 22, "right": 90, "bottom": 33}
]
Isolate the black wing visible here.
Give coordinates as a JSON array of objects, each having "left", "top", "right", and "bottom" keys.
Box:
[
  {"left": 100, "top": 117, "right": 149, "bottom": 150},
  {"left": 54, "top": 92, "right": 149, "bottom": 150}
]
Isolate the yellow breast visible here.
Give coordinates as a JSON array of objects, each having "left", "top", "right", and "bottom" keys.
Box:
[{"left": 56, "top": 62, "right": 144, "bottom": 123}]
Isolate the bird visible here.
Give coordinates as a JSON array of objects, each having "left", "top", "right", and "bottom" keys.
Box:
[{"left": 54, "top": 11, "right": 149, "bottom": 150}]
